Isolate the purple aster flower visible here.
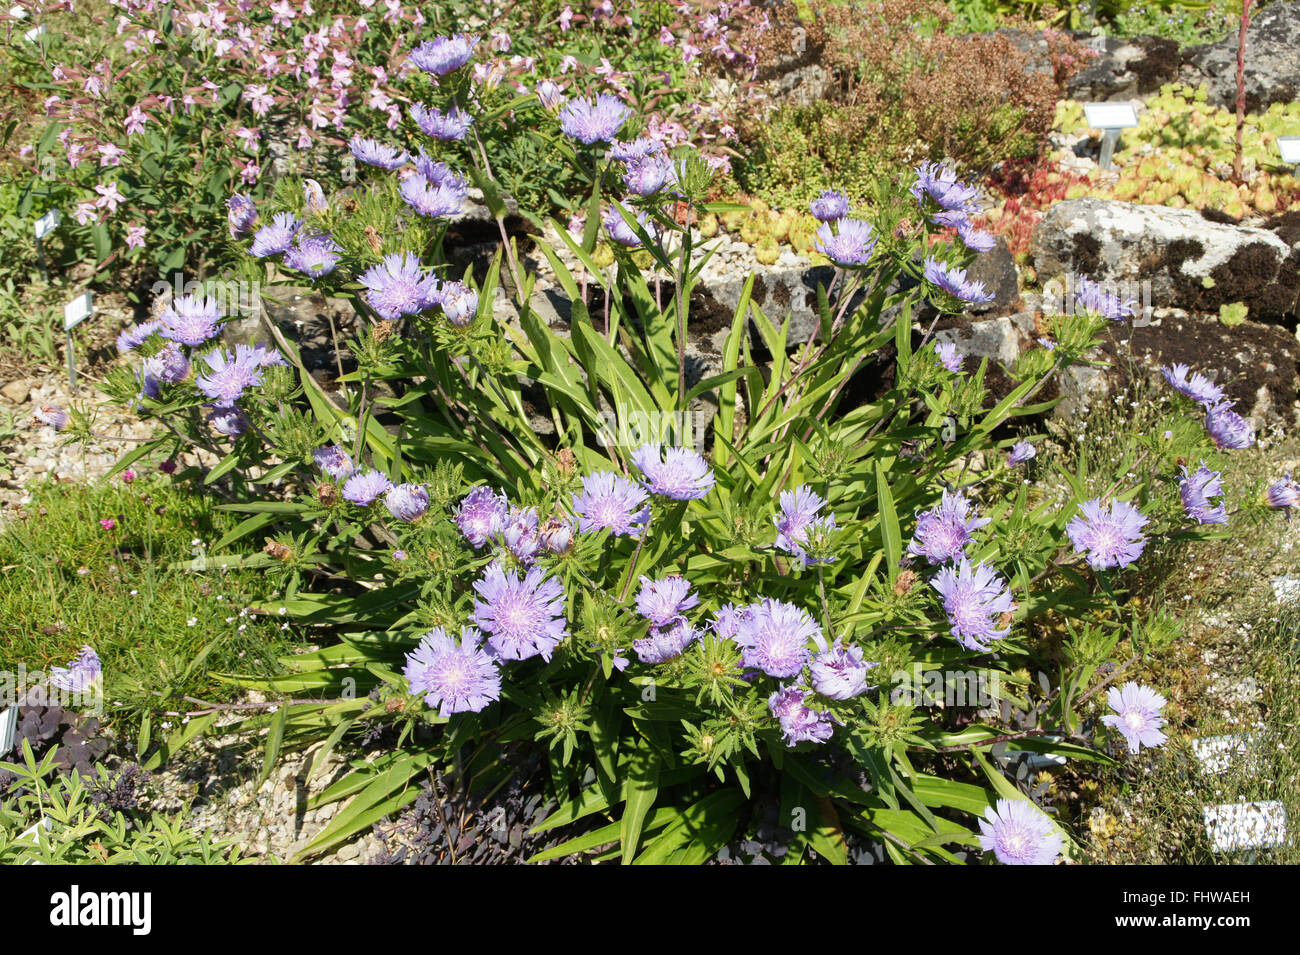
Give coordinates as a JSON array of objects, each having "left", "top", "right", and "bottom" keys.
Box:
[
  {"left": 1161, "top": 364, "right": 1225, "bottom": 406},
  {"left": 137, "top": 355, "right": 165, "bottom": 401},
  {"left": 399, "top": 165, "right": 467, "bottom": 218},
  {"left": 116, "top": 320, "right": 160, "bottom": 353},
  {"left": 814, "top": 218, "right": 877, "bottom": 267},
  {"left": 622, "top": 155, "right": 672, "bottom": 197},
  {"left": 1074, "top": 275, "right": 1135, "bottom": 322},
  {"left": 538, "top": 517, "right": 575, "bottom": 555},
  {"left": 410, "top": 102, "right": 473, "bottom": 141},
  {"left": 1066, "top": 498, "right": 1149, "bottom": 570},
  {"left": 409, "top": 34, "right": 479, "bottom": 75},
  {"left": 385, "top": 483, "right": 430, "bottom": 522},
  {"left": 955, "top": 219, "right": 996, "bottom": 252},
  {"left": 633, "top": 619, "right": 700, "bottom": 664},
  {"left": 924, "top": 257, "right": 994, "bottom": 304},
  {"left": 1205, "top": 400, "right": 1254, "bottom": 450},
  {"left": 809, "top": 637, "right": 876, "bottom": 700},
  {"left": 635, "top": 575, "right": 699, "bottom": 628},
  {"left": 157, "top": 342, "right": 190, "bottom": 382},
  {"left": 33, "top": 405, "right": 69, "bottom": 430},
  {"left": 774, "top": 484, "right": 825, "bottom": 555},
  {"left": 342, "top": 469, "right": 393, "bottom": 506},
  {"left": 502, "top": 505, "right": 541, "bottom": 564},
  {"left": 935, "top": 341, "right": 964, "bottom": 373},
  {"left": 349, "top": 136, "right": 410, "bottom": 170},
  {"left": 572, "top": 471, "right": 651, "bottom": 537},
  {"left": 359, "top": 253, "right": 439, "bottom": 320},
  {"left": 1102, "top": 682, "right": 1169, "bottom": 754},
  {"left": 1179, "top": 462, "right": 1227, "bottom": 525},
  {"left": 159, "top": 295, "right": 223, "bottom": 346},
  {"left": 734, "top": 598, "right": 820, "bottom": 678},
  {"left": 50, "top": 645, "right": 101, "bottom": 692},
  {"left": 908, "top": 489, "right": 990, "bottom": 565},
  {"left": 631, "top": 442, "right": 715, "bottom": 500},
  {"left": 437, "top": 281, "right": 478, "bottom": 326},
  {"left": 403, "top": 626, "right": 501, "bottom": 716},
  {"left": 207, "top": 406, "right": 249, "bottom": 437},
  {"left": 195, "top": 347, "right": 264, "bottom": 407},
  {"left": 978, "top": 799, "right": 1062, "bottom": 866},
  {"left": 284, "top": 232, "right": 342, "bottom": 278},
  {"left": 242, "top": 342, "right": 287, "bottom": 368},
  {"left": 912, "top": 162, "right": 979, "bottom": 214},
  {"left": 609, "top": 138, "right": 664, "bottom": 161},
  {"left": 1008, "top": 441, "right": 1036, "bottom": 466},
  {"left": 249, "top": 211, "right": 303, "bottom": 257},
  {"left": 559, "top": 93, "right": 633, "bottom": 145},
  {"left": 455, "top": 486, "right": 510, "bottom": 547},
  {"left": 472, "top": 563, "right": 568, "bottom": 662},
  {"left": 768, "top": 686, "right": 835, "bottom": 746},
  {"left": 313, "top": 444, "right": 354, "bottom": 480},
  {"left": 227, "top": 194, "right": 258, "bottom": 238},
  {"left": 604, "top": 203, "right": 653, "bottom": 246},
  {"left": 809, "top": 189, "right": 850, "bottom": 222},
  {"left": 712, "top": 603, "right": 746, "bottom": 643},
  {"left": 1266, "top": 473, "right": 1300, "bottom": 510},
  {"left": 931, "top": 559, "right": 1015, "bottom": 652}
]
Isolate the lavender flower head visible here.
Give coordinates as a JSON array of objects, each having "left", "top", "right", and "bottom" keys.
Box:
[
  {"left": 769, "top": 686, "right": 835, "bottom": 746},
  {"left": 622, "top": 155, "right": 672, "bottom": 197},
  {"left": 633, "top": 620, "right": 700, "bottom": 664},
  {"left": 403, "top": 626, "right": 501, "bottom": 716},
  {"left": 117, "top": 320, "right": 160, "bottom": 353},
  {"left": 501, "top": 505, "right": 541, "bottom": 565},
  {"left": 809, "top": 190, "right": 850, "bottom": 222},
  {"left": 438, "top": 281, "right": 478, "bottom": 327},
  {"left": 472, "top": 563, "right": 568, "bottom": 662},
  {"left": 33, "top": 406, "right": 69, "bottom": 430},
  {"left": 1161, "top": 364, "right": 1224, "bottom": 406},
  {"left": 249, "top": 211, "right": 302, "bottom": 257},
  {"left": 809, "top": 637, "right": 876, "bottom": 700},
  {"left": 1074, "top": 275, "right": 1136, "bottom": 322},
  {"left": 978, "top": 799, "right": 1062, "bottom": 866},
  {"left": 773, "top": 484, "right": 837, "bottom": 566},
  {"left": 1179, "top": 463, "right": 1227, "bottom": 525},
  {"left": 635, "top": 575, "right": 699, "bottom": 628},
  {"left": 349, "top": 136, "right": 410, "bottom": 170},
  {"left": 632, "top": 442, "right": 715, "bottom": 500},
  {"left": 1205, "top": 401, "right": 1254, "bottom": 450},
  {"left": 314, "top": 444, "right": 354, "bottom": 480},
  {"left": 609, "top": 138, "right": 664, "bottom": 162},
  {"left": 195, "top": 347, "right": 263, "bottom": 407},
  {"left": 935, "top": 341, "right": 964, "bottom": 373},
  {"left": 814, "top": 218, "right": 877, "bottom": 267},
  {"left": 734, "top": 599, "right": 820, "bottom": 678},
  {"left": 359, "top": 252, "right": 439, "bottom": 320},
  {"left": 409, "top": 34, "right": 479, "bottom": 75},
  {"left": 924, "top": 257, "right": 994, "bottom": 304},
  {"left": 604, "top": 204, "right": 652, "bottom": 247},
  {"left": 207, "top": 406, "right": 248, "bottom": 437},
  {"left": 931, "top": 560, "right": 1015, "bottom": 652},
  {"left": 385, "top": 483, "right": 430, "bottom": 522},
  {"left": 1065, "top": 498, "right": 1149, "bottom": 570},
  {"left": 1266, "top": 473, "right": 1300, "bottom": 510},
  {"left": 159, "top": 295, "right": 223, "bottom": 346},
  {"left": 342, "top": 469, "right": 393, "bottom": 506},
  {"left": 907, "top": 489, "right": 990, "bottom": 565},
  {"left": 559, "top": 93, "right": 633, "bottom": 145},
  {"left": 572, "top": 471, "right": 650, "bottom": 537},
  {"left": 227, "top": 194, "right": 258, "bottom": 238},
  {"left": 50, "top": 645, "right": 102, "bottom": 692},
  {"left": 1007, "top": 440, "right": 1036, "bottom": 466},
  {"left": 912, "top": 162, "right": 979, "bottom": 214},
  {"left": 284, "top": 232, "right": 342, "bottom": 278},
  {"left": 455, "top": 486, "right": 509, "bottom": 548},
  {"left": 411, "top": 102, "right": 473, "bottom": 141},
  {"left": 400, "top": 162, "right": 468, "bottom": 219},
  {"left": 1102, "top": 682, "right": 1169, "bottom": 754}
]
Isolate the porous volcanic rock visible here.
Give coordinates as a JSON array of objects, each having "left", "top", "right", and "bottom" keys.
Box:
[{"left": 1180, "top": 3, "right": 1300, "bottom": 112}]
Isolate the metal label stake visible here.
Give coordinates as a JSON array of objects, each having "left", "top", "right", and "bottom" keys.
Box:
[
  {"left": 64, "top": 291, "right": 93, "bottom": 393},
  {"left": 1084, "top": 102, "right": 1139, "bottom": 171}
]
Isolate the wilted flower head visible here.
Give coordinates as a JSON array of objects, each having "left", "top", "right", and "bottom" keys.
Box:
[
  {"left": 226, "top": 194, "right": 258, "bottom": 238},
  {"left": 734, "top": 599, "right": 820, "bottom": 678},
  {"left": 1074, "top": 275, "right": 1135, "bottom": 322},
  {"left": 572, "top": 471, "right": 650, "bottom": 537},
  {"left": 809, "top": 638, "right": 876, "bottom": 700},
  {"left": 632, "top": 443, "right": 715, "bottom": 500},
  {"left": 409, "top": 34, "right": 479, "bottom": 75},
  {"left": 908, "top": 489, "right": 990, "bottom": 565},
  {"left": 1266, "top": 473, "right": 1300, "bottom": 510},
  {"left": 1008, "top": 441, "right": 1036, "bottom": 466},
  {"left": 472, "top": 563, "right": 567, "bottom": 662},
  {"left": 635, "top": 575, "right": 699, "bottom": 628},
  {"left": 924, "top": 257, "right": 994, "bottom": 304},
  {"left": 342, "top": 469, "right": 393, "bottom": 506},
  {"left": 768, "top": 686, "right": 835, "bottom": 746},
  {"left": 195, "top": 347, "right": 263, "bottom": 407},
  {"left": 50, "top": 645, "right": 102, "bottom": 692},
  {"left": 538, "top": 517, "right": 575, "bottom": 555},
  {"left": 1102, "top": 682, "right": 1168, "bottom": 753},
  {"left": 1066, "top": 498, "right": 1148, "bottom": 570},
  {"left": 206, "top": 406, "right": 248, "bottom": 437},
  {"left": 249, "top": 211, "right": 302, "bottom": 257},
  {"left": 159, "top": 295, "right": 224, "bottom": 346},
  {"left": 313, "top": 444, "right": 354, "bottom": 480},
  {"left": 33, "top": 405, "right": 69, "bottom": 430},
  {"left": 1161, "top": 363, "right": 1225, "bottom": 406},
  {"left": 935, "top": 341, "right": 964, "bottom": 373},
  {"left": 978, "top": 799, "right": 1062, "bottom": 866},
  {"left": 536, "top": 79, "right": 565, "bottom": 110},
  {"left": 410, "top": 102, "right": 473, "bottom": 141},
  {"left": 349, "top": 136, "right": 410, "bottom": 170},
  {"left": 403, "top": 626, "right": 501, "bottom": 716},
  {"left": 559, "top": 93, "right": 633, "bottom": 144},
  {"left": 814, "top": 218, "right": 877, "bottom": 267},
  {"left": 1205, "top": 401, "right": 1254, "bottom": 450},
  {"left": 359, "top": 252, "right": 439, "bottom": 320},
  {"left": 385, "top": 483, "right": 430, "bottom": 522},
  {"left": 501, "top": 505, "right": 541, "bottom": 565},
  {"left": 809, "top": 189, "right": 850, "bottom": 222},
  {"left": 1179, "top": 463, "right": 1227, "bottom": 525},
  {"left": 931, "top": 560, "right": 1015, "bottom": 651},
  {"left": 456, "top": 486, "right": 510, "bottom": 548},
  {"left": 912, "top": 162, "right": 979, "bottom": 214}
]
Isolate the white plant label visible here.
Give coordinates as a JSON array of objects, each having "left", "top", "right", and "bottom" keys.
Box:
[
  {"left": 1191, "top": 733, "right": 1259, "bottom": 776},
  {"left": 1279, "top": 137, "right": 1300, "bottom": 165},
  {"left": 0, "top": 705, "right": 15, "bottom": 755},
  {"left": 1202, "top": 801, "right": 1287, "bottom": 852},
  {"left": 34, "top": 208, "right": 60, "bottom": 239},
  {"left": 64, "top": 290, "right": 93, "bottom": 331},
  {"left": 1084, "top": 102, "right": 1139, "bottom": 130},
  {"left": 23, "top": 24, "right": 44, "bottom": 42}
]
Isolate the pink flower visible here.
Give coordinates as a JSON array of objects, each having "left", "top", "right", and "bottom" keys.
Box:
[
  {"left": 126, "top": 224, "right": 146, "bottom": 249},
  {"left": 100, "top": 519, "right": 117, "bottom": 530},
  {"left": 122, "top": 470, "right": 136, "bottom": 484},
  {"left": 94, "top": 182, "right": 125, "bottom": 212},
  {"left": 73, "top": 201, "right": 99, "bottom": 225},
  {"left": 559, "top": 54, "right": 578, "bottom": 74},
  {"left": 559, "top": 6, "right": 573, "bottom": 30},
  {"left": 124, "top": 105, "right": 148, "bottom": 136},
  {"left": 98, "top": 143, "right": 127, "bottom": 167}
]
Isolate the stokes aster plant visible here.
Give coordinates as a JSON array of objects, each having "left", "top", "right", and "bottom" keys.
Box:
[{"left": 79, "top": 28, "right": 1290, "bottom": 866}]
